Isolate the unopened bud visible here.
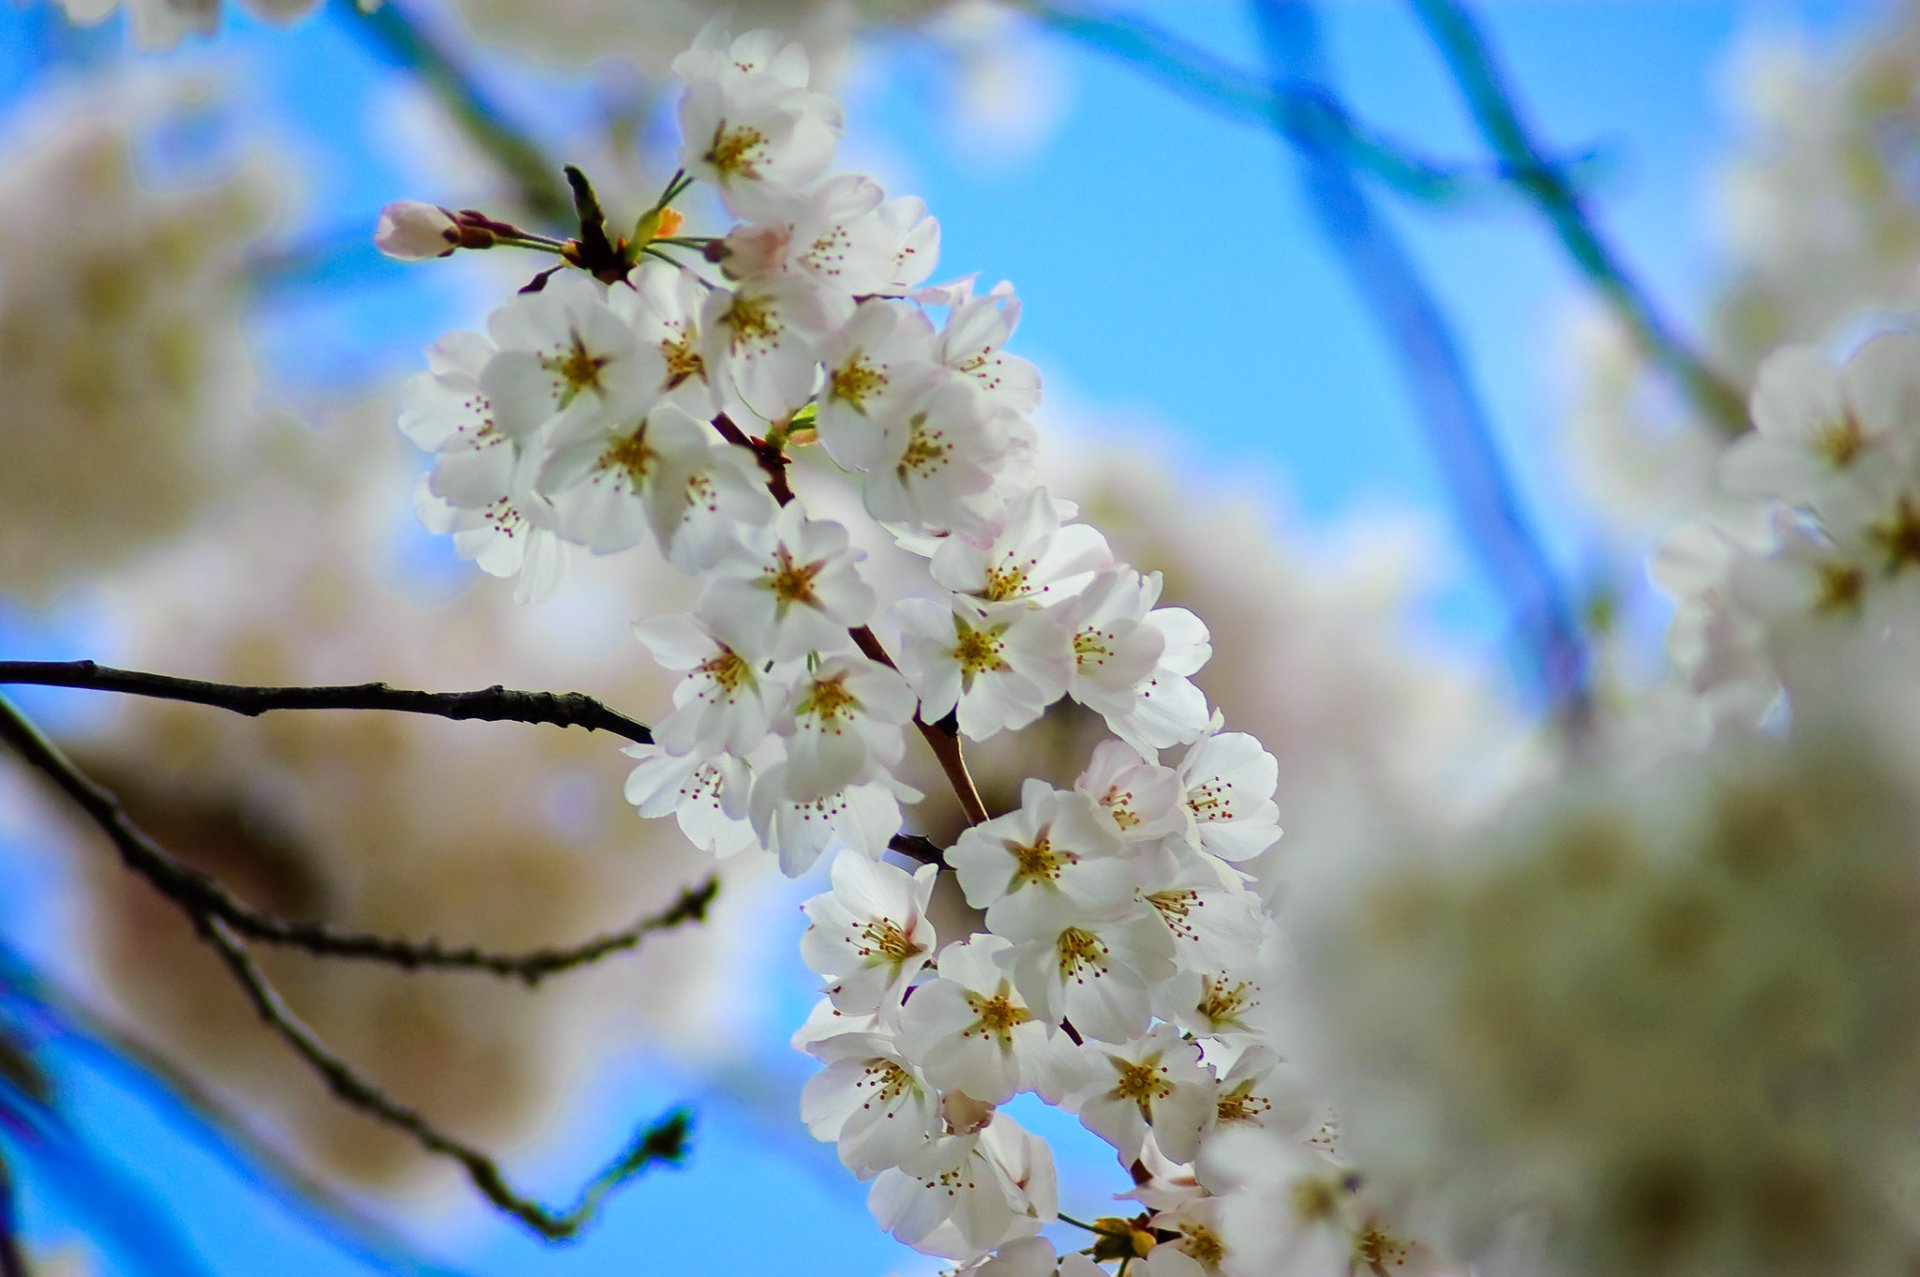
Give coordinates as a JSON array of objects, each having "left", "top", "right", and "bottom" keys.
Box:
[{"left": 374, "top": 200, "right": 462, "bottom": 261}]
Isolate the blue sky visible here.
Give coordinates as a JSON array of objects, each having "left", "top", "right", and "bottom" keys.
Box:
[{"left": 0, "top": 1, "right": 1893, "bottom": 1273}]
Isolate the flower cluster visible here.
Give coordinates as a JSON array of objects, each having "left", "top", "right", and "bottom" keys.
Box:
[
  {"left": 1653, "top": 331, "right": 1920, "bottom": 732},
  {"left": 393, "top": 24, "right": 1321, "bottom": 1270},
  {"left": 1277, "top": 716, "right": 1920, "bottom": 1277}
]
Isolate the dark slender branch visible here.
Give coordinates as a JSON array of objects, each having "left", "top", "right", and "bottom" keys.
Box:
[
  {"left": 341, "top": 0, "right": 574, "bottom": 225},
  {"left": 0, "top": 1150, "right": 25, "bottom": 1277},
  {"left": 0, "top": 938, "right": 477, "bottom": 1276},
  {"left": 1408, "top": 0, "right": 1748, "bottom": 434},
  {"left": 886, "top": 833, "right": 945, "bottom": 868},
  {"left": 0, "top": 661, "right": 652, "bottom": 746},
  {"left": 0, "top": 690, "right": 708, "bottom": 983},
  {"left": 1252, "top": 1, "right": 1590, "bottom": 725},
  {"left": 196, "top": 912, "right": 688, "bottom": 1241},
  {"left": 0, "top": 693, "right": 694, "bottom": 1240},
  {"left": 1012, "top": 0, "right": 1596, "bottom": 206}
]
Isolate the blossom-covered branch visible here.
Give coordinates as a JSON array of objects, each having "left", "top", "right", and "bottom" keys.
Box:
[{"left": 0, "top": 660, "right": 655, "bottom": 746}]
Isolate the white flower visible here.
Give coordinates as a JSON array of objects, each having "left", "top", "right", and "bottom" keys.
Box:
[
  {"left": 480, "top": 273, "right": 664, "bottom": 443},
  {"left": 800, "top": 852, "right": 938, "bottom": 1015},
  {"left": 719, "top": 174, "right": 941, "bottom": 297},
  {"left": 929, "top": 486, "right": 1112, "bottom": 607},
  {"left": 374, "top": 200, "right": 461, "bottom": 261},
  {"left": 1138, "top": 851, "right": 1269, "bottom": 976},
  {"left": 674, "top": 28, "right": 843, "bottom": 219},
  {"left": 816, "top": 299, "right": 942, "bottom": 471},
  {"left": 1143, "top": 1198, "right": 1236, "bottom": 1277},
  {"left": 1063, "top": 1022, "right": 1215, "bottom": 1164},
  {"left": 936, "top": 277, "right": 1041, "bottom": 414},
  {"left": 414, "top": 460, "right": 571, "bottom": 604},
  {"left": 535, "top": 401, "right": 717, "bottom": 555},
  {"left": 1000, "top": 907, "right": 1174, "bottom": 1044},
  {"left": 801, "top": 1030, "right": 942, "bottom": 1177},
  {"left": 861, "top": 378, "right": 1015, "bottom": 536},
  {"left": 897, "top": 935, "right": 1065, "bottom": 1105},
  {"left": 1722, "top": 333, "right": 1920, "bottom": 516},
  {"left": 621, "top": 743, "right": 758, "bottom": 859},
  {"left": 701, "top": 274, "right": 848, "bottom": 425},
  {"left": 1061, "top": 568, "right": 1213, "bottom": 753},
  {"left": 612, "top": 260, "right": 716, "bottom": 415},
  {"left": 634, "top": 612, "right": 789, "bottom": 757},
  {"left": 948, "top": 778, "right": 1133, "bottom": 936},
  {"left": 774, "top": 653, "right": 918, "bottom": 799},
  {"left": 893, "top": 596, "right": 1072, "bottom": 739},
  {"left": 868, "top": 1113, "right": 1056, "bottom": 1260},
  {"left": 1075, "top": 738, "right": 1189, "bottom": 846},
  {"left": 699, "top": 503, "right": 876, "bottom": 660},
  {"left": 1176, "top": 718, "right": 1283, "bottom": 863},
  {"left": 748, "top": 773, "right": 912, "bottom": 877}
]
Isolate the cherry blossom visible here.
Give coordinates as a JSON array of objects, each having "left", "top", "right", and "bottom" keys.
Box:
[
  {"left": 800, "top": 1030, "right": 942, "bottom": 1176},
  {"left": 699, "top": 503, "right": 877, "bottom": 660},
  {"left": 948, "top": 778, "right": 1133, "bottom": 937},
  {"left": 800, "top": 852, "right": 938, "bottom": 1015},
  {"left": 893, "top": 596, "right": 1072, "bottom": 738},
  {"left": 896, "top": 935, "right": 1064, "bottom": 1105}
]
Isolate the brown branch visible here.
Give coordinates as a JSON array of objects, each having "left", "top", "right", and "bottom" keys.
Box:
[
  {"left": 0, "top": 661, "right": 652, "bottom": 746},
  {"left": 0, "top": 692, "right": 696, "bottom": 1239},
  {"left": 851, "top": 627, "right": 990, "bottom": 828},
  {"left": 0, "top": 692, "right": 709, "bottom": 983},
  {"left": 0, "top": 1151, "right": 24, "bottom": 1277},
  {"left": 195, "top": 911, "right": 688, "bottom": 1240}
]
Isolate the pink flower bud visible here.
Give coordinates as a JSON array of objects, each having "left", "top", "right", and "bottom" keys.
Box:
[{"left": 374, "top": 200, "right": 460, "bottom": 261}]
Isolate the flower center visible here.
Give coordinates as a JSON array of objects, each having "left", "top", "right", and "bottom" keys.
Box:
[
  {"left": 952, "top": 624, "right": 1010, "bottom": 680},
  {"left": 723, "top": 293, "right": 781, "bottom": 352},
  {"left": 1813, "top": 561, "right": 1865, "bottom": 614},
  {"left": 697, "top": 646, "right": 755, "bottom": 696},
  {"left": 1146, "top": 888, "right": 1200, "bottom": 942},
  {"left": 830, "top": 354, "right": 887, "bottom": 408},
  {"left": 1186, "top": 775, "right": 1235, "bottom": 823},
  {"left": 1868, "top": 494, "right": 1920, "bottom": 575},
  {"left": 596, "top": 424, "right": 654, "bottom": 486},
  {"left": 1813, "top": 410, "right": 1865, "bottom": 467},
  {"left": 855, "top": 917, "right": 923, "bottom": 967},
  {"left": 1195, "top": 975, "right": 1256, "bottom": 1030},
  {"left": 1008, "top": 832, "right": 1073, "bottom": 890},
  {"left": 982, "top": 563, "right": 1030, "bottom": 602},
  {"left": 661, "top": 326, "right": 705, "bottom": 382},
  {"left": 799, "top": 674, "right": 859, "bottom": 726},
  {"left": 963, "top": 989, "right": 1033, "bottom": 1045},
  {"left": 762, "top": 546, "right": 824, "bottom": 611},
  {"left": 705, "top": 123, "right": 767, "bottom": 180},
  {"left": 857, "top": 1058, "right": 918, "bottom": 1106},
  {"left": 541, "top": 330, "right": 610, "bottom": 408},
  {"left": 1073, "top": 627, "right": 1116, "bottom": 668},
  {"left": 1216, "top": 1079, "right": 1273, "bottom": 1126},
  {"left": 1055, "top": 926, "right": 1112, "bottom": 981},
  {"left": 1107, "top": 1055, "right": 1173, "bottom": 1118},
  {"left": 898, "top": 414, "right": 952, "bottom": 479}
]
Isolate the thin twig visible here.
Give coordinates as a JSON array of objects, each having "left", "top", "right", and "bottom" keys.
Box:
[
  {"left": 341, "top": 0, "right": 573, "bottom": 225},
  {"left": 1252, "top": 1, "right": 1591, "bottom": 725},
  {"left": 0, "top": 691, "right": 709, "bottom": 983},
  {"left": 0, "top": 661, "right": 652, "bottom": 746},
  {"left": 1407, "top": 0, "right": 1748, "bottom": 434},
  {"left": 0, "top": 940, "right": 476, "bottom": 1276},
  {"left": 0, "top": 694, "right": 692, "bottom": 1240},
  {"left": 1010, "top": 0, "right": 1593, "bottom": 205},
  {"left": 195, "top": 912, "right": 689, "bottom": 1241},
  {"left": 0, "top": 1150, "right": 25, "bottom": 1277}
]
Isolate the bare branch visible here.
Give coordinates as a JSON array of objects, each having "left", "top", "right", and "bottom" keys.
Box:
[
  {"left": 1407, "top": 0, "right": 1748, "bottom": 435},
  {"left": 0, "top": 692, "right": 696, "bottom": 1239},
  {"left": 195, "top": 912, "right": 689, "bottom": 1240},
  {"left": 0, "top": 660, "right": 652, "bottom": 746},
  {"left": 0, "top": 691, "right": 706, "bottom": 981}
]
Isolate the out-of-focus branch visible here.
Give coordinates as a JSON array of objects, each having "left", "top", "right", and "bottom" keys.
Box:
[
  {"left": 340, "top": 0, "right": 574, "bottom": 225},
  {"left": 0, "top": 940, "right": 477, "bottom": 1276},
  {"left": 0, "top": 693, "right": 692, "bottom": 1240},
  {"left": 0, "top": 1151, "right": 24, "bottom": 1277},
  {"left": 1408, "top": 0, "right": 1749, "bottom": 435},
  {"left": 0, "top": 661, "right": 653, "bottom": 746},
  {"left": 195, "top": 912, "right": 690, "bottom": 1240},
  {"left": 0, "top": 684, "right": 706, "bottom": 981},
  {"left": 1011, "top": 0, "right": 1598, "bottom": 205},
  {"left": 1252, "top": 0, "right": 1591, "bottom": 727}
]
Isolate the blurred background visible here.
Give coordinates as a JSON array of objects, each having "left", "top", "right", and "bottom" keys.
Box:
[{"left": 0, "top": 0, "right": 1906, "bottom": 1272}]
